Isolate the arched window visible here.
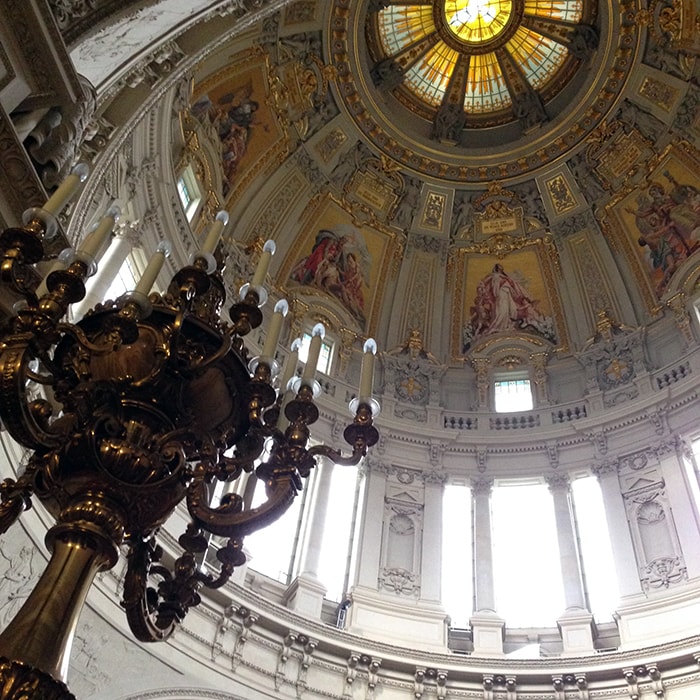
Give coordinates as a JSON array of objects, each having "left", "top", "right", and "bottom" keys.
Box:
[
  {"left": 244, "top": 473, "right": 309, "bottom": 584},
  {"left": 242, "top": 458, "right": 364, "bottom": 602}
]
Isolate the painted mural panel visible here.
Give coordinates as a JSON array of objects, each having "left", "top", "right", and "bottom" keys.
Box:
[
  {"left": 191, "top": 52, "right": 281, "bottom": 198},
  {"left": 282, "top": 198, "right": 390, "bottom": 331},
  {"left": 607, "top": 145, "right": 700, "bottom": 300},
  {"left": 461, "top": 249, "right": 557, "bottom": 352}
]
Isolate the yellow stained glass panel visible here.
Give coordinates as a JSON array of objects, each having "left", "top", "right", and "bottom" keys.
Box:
[
  {"left": 464, "top": 53, "right": 511, "bottom": 112},
  {"left": 378, "top": 6, "right": 436, "bottom": 55},
  {"left": 404, "top": 43, "right": 461, "bottom": 106},
  {"left": 524, "top": 0, "right": 582, "bottom": 22},
  {"left": 507, "top": 26, "right": 568, "bottom": 88}
]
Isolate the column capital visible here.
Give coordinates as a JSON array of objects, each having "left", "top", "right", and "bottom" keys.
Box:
[
  {"left": 421, "top": 470, "right": 447, "bottom": 486},
  {"left": 591, "top": 460, "right": 619, "bottom": 478},
  {"left": 545, "top": 473, "right": 571, "bottom": 492},
  {"left": 365, "top": 456, "right": 393, "bottom": 477},
  {"left": 471, "top": 475, "right": 493, "bottom": 495}
]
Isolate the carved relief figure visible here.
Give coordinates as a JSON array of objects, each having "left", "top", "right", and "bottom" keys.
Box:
[
  {"left": 463, "top": 263, "right": 556, "bottom": 351},
  {"left": 0, "top": 545, "right": 37, "bottom": 627},
  {"left": 26, "top": 76, "right": 97, "bottom": 189}
]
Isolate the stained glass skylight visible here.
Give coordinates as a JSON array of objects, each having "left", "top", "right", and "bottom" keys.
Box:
[{"left": 372, "top": 0, "right": 590, "bottom": 124}]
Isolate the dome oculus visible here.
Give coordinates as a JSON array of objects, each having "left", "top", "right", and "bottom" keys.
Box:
[{"left": 443, "top": 0, "right": 514, "bottom": 45}]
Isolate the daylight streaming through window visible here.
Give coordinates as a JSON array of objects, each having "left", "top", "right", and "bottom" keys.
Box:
[
  {"left": 442, "top": 482, "right": 473, "bottom": 628},
  {"left": 494, "top": 377, "right": 533, "bottom": 412}
]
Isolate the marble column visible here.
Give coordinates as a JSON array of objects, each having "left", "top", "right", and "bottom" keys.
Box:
[
  {"left": 283, "top": 459, "right": 334, "bottom": 617},
  {"left": 469, "top": 476, "right": 505, "bottom": 655},
  {"left": 353, "top": 458, "right": 388, "bottom": 590},
  {"left": 660, "top": 439, "right": 700, "bottom": 579},
  {"left": 471, "top": 476, "right": 496, "bottom": 613},
  {"left": 546, "top": 474, "right": 587, "bottom": 610},
  {"left": 301, "top": 459, "right": 335, "bottom": 577},
  {"left": 420, "top": 473, "right": 445, "bottom": 602},
  {"left": 592, "top": 462, "right": 643, "bottom": 598},
  {"left": 546, "top": 474, "right": 595, "bottom": 653}
]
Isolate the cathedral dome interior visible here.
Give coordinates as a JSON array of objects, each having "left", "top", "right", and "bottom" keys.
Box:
[{"left": 0, "top": 0, "right": 699, "bottom": 699}]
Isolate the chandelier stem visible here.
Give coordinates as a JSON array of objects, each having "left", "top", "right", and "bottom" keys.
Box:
[{"left": 0, "top": 529, "right": 113, "bottom": 689}]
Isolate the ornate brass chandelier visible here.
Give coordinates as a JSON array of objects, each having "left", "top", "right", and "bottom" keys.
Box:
[{"left": 0, "top": 167, "right": 379, "bottom": 699}]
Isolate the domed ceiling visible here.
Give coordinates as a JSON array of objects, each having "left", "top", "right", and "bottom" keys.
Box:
[{"left": 336, "top": 0, "right": 629, "bottom": 179}]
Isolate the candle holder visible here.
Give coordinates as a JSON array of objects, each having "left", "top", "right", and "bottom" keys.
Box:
[{"left": 349, "top": 396, "right": 382, "bottom": 418}]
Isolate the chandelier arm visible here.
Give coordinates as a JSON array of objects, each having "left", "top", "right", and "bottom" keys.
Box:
[
  {"left": 307, "top": 443, "right": 365, "bottom": 467},
  {"left": 168, "top": 306, "right": 190, "bottom": 363},
  {"left": 0, "top": 470, "right": 35, "bottom": 535},
  {"left": 195, "top": 557, "right": 234, "bottom": 591},
  {"left": 55, "top": 322, "right": 122, "bottom": 356},
  {"left": 189, "top": 331, "right": 233, "bottom": 373},
  {"left": 200, "top": 538, "right": 246, "bottom": 591},
  {"left": 186, "top": 471, "right": 300, "bottom": 540},
  {"left": 24, "top": 369, "right": 54, "bottom": 386},
  {"left": 122, "top": 538, "right": 178, "bottom": 643},
  {"left": 0, "top": 340, "right": 63, "bottom": 450},
  {"left": 0, "top": 221, "right": 46, "bottom": 298},
  {"left": 219, "top": 448, "right": 262, "bottom": 475}
]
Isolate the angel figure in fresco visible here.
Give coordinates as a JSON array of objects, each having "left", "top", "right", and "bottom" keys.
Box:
[
  {"left": 463, "top": 263, "right": 555, "bottom": 351},
  {"left": 629, "top": 176, "right": 700, "bottom": 295},
  {"left": 290, "top": 224, "right": 371, "bottom": 323},
  {"left": 190, "top": 79, "right": 268, "bottom": 194}
]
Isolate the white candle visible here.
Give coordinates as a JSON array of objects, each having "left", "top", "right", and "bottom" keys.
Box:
[
  {"left": 134, "top": 243, "right": 170, "bottom": 296},
  {"left": 251, "top": 239, "right": 276, "bottom": 287},
  {"left": 262, "top": 299, "right": 288, "bottom": 359},
  {"left": 201, "top": 210, "right": 229, "bottom": 255},
  {"left": 276, "top": 388, "right": 295, "bottom": 432},
  {"left": 301, "top": 323, "right": 325, "bottom": 386},
  {"left": 42, "top": 163, "right": 89, "bottom": 217},
  {"left": 77, "top": 203, "right": 121, "bottom": 260},
  {"left": 279, "top": 337, "right": 301, "bottom": 391},
  {"left": 359, "top": 338, "right": 377, "bottom": 399}
]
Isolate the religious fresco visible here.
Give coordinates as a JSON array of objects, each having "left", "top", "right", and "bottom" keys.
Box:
[
  {"left": 282, "top": 198, "right": 391, "bottom": 330},
  {"left": 190, "top": 54, "right": 281, "bottom": 198},
  {"left": 461, "top": 249, "right": 557, "bottom": 353},
  {"left": 607, "top": 145, "right": 700, "bottom": 300}
]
